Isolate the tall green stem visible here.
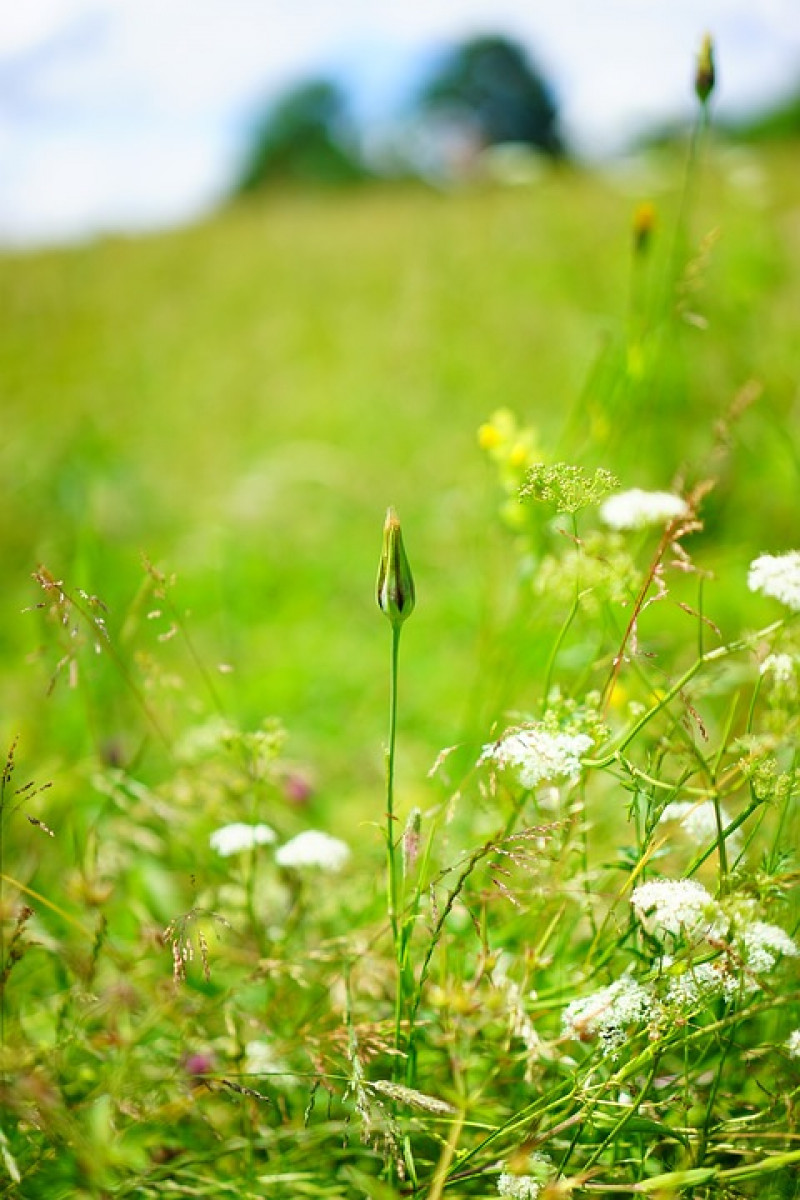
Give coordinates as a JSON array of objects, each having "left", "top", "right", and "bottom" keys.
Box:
[{"left": 386, "top": 624, "right": 401, "bottom": 951}]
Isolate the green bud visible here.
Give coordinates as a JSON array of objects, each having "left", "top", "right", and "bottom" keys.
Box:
[
  {"left": 695, "top": 34, "right": 715, "bottom": 105},
  {"left": 376, "top": 507, "right": 415, "bottom": 628}
]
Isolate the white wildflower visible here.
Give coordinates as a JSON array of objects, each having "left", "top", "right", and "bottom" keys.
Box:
[
  {"left": 599, "top": 488, "right": 688, "bottom": 531},
  {"left": 738, "top": 921, "right": 799, "bottom": 975},
  {"left": 631, "top": 878, "right": 727, "bottom": 942},
  {"left": 497, "top": 1153, "right": 552, "bottom": 1199},
  {"left": 562, "top": 977, "right": 653, "bottom": 1050},
  {"left": 658, "top": 801, "right": 742, "bottom": 855},
  {"left": 666, "top": 962, "right": 736, "bottom": 1008},
  {"left": 210, "top": 822, "right": 277, "bottom": 857},
  {"left": 786, "top": 1030, "right": 800, "bottom": 1059},
  {"left": 748, "top": 551, "right": 800, "bottom": 612},
  {"left": 760, "top": 653, "right": 795, "bottom": 683},
  {"left": 480, "top": 725, "right": 592, "bottom": 788},
  {"left": 244, "top": 1039, "right": 282, "bottom": 1076},
  {"left": 275, "top": 830, "right": 350, "bottom": 871}
]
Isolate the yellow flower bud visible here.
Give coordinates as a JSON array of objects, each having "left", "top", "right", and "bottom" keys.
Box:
[
  {"left": 695, "top": 33, "right": 715, "bottom": 104},
  {"left": 632, "top": 201, "right": 656, "bottom": 256},
  {"left": 376, "top": 508, "right": 416, "bottom": 628}
]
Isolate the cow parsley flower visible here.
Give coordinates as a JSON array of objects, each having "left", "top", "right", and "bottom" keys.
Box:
[
  {"left": 631, "top": 878, "right": 727, "bottom": 942},
  {"left": 210, "top": 822, "right": 277, "bottom": 857},
  {"left": 748, "top": 551, "right": 800, "bottom": 611},
  {"left": 599, "top": 488, "right": 689, "bottom": 530},
  {"left": 665, "top": 962, "right": 736, "bottom": 1008},
  {"left": 275, "top": 830, "right": 350, "bottom": 872},
  {"left": 497, "top": 1152, "right": 552, "bottom": 1199},
  {"left": 562, "top": 977, "right": 653, "bottom": 1050},
  {"left": 738, "top": 921, "right": 799, "bottom": 975},
  {"left": 786, "top": 1029, "right": 800, "bottom": 1059},
  {"left": 760, "top": 653, "right": 795, "bottom": 684},
  {"left": 658, "top": 801, "right": 742, "bottom": 854},
  {"left": 480, "top": 725, "right": 592, "bottom": 788}
]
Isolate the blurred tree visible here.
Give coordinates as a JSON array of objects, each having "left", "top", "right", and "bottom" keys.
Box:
[
  {"left": 419, "top": 34, "right": 564, "bottom": 158},
  {"left": 234, "top": 78, "right": 368, "bottom": 193}
]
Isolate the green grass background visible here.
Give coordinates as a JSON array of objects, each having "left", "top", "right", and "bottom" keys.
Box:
[{"left": 2, "top": 140, "right": 799, "bottom": 816}]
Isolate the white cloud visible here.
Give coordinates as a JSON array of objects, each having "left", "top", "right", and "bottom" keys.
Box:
[{"left": 1, "top": 0, "right": 798, "bottom": 245}]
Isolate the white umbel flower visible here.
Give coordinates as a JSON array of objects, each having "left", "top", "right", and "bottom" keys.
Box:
[
  {"left": 275, "top": 830, "right": 350, "bottom": 871},
  {"left": 738, "top": 921, "right": 799, "bottom": 975},
  {"left": 658, "top": 801, "right": 742, "bottom": 854},
  {"left": 480, "top": 726, "right": 592, "bottom": 788},
  {"left": 497, "top": 1172, "right": 542, "bottom": 1199},
  {"left": 786, "top": 1029, "right": 800, "bottom": 1059},
  {"left": 562, "top": 977, "right": 653, "bottom": 1049},
  {"left": 210, "top": 822, "right": 277, "bottom": 857},
  {"left": 665, "top": 962, "right": 737, "bottom": 1008},
  {"left": 497, "top": 1152, "right": 552, "bottom": 1199},
  {"left": 599, "top": 488, "right": 688, "bottom": 530},
  {"left": 748, "top": 552, "right": 800, "bottom": 611},
  {"left": 760, "top": 653, "right": 795, "bottom": 683},
  {"left": 631, "top": 878, "right": 726, "bottom": 941}
]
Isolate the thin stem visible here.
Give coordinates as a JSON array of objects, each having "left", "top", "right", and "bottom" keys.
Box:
[{"left": 386, "top": 623, "right": 403, "bottom": 1076}]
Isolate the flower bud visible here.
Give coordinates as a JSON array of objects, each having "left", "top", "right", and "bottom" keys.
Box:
[
  {"left": 695, "top": 34, "right": 715, "bottom": 105},
  {"left": 632, "top": 201, "right": 656, "bottom": 257},
  {"left": 376, "top": 507, "right": 415, "bottom": 628}
]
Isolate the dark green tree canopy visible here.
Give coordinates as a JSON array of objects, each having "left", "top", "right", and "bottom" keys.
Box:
[
  {"left": 420, "top": 34, "right": 564, "bottom": 157},
  {"left": 235, "top": 78, "right": 367, "bottom": 193}
]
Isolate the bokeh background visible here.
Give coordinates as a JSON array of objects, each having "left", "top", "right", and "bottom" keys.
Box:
[{"left": 2, "top": 0, "right": 800, "bottom": 818}]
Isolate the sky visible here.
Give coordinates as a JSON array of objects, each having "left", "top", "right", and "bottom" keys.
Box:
[{"left": 1, "top": 0, "right": 799, "bottom": 247}]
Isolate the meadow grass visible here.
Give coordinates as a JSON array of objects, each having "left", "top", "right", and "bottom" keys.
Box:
[{"left": 0, "top": 119, "right": 799, "bottom": 1198}]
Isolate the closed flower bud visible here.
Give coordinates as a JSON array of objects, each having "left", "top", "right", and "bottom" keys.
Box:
[
  {"left": 632, "top": 201, "right": 656, "bottom": 256},
  {"left": 695, "top": 34, "right": 715, "bottom": 104},
  {"left": 376, "top": 507, "right": 416, "bottom": 628}
]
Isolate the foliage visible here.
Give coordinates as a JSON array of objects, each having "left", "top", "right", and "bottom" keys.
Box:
[
  {"left": 234, "top": 78, "right": 369, "bottom": 194},
  {"left": 419, "top": 34, "right": 564, "bottom": 157},
  {"left": 1, "top": 53, "right": 800, "bottom": 1196}
]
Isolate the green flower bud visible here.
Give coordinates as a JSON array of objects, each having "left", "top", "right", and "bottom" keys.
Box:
[
  {"left": 376, "top": 507, "right": 415, "bottom": 628},
  {"left": 695, "top": 34, "right": 715, "bottom": 105}
]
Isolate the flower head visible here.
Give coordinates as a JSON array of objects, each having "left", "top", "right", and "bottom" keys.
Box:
[
  {"left": 737, "top": 921, "right": 798, "bottom": 975},
  {"left": 497, "top": 1153, "right": 552, "bottom": 1199},
  {"left": 631, "top": 878, "right": 726, "bottom": 942},
  {"left": 665, "top": 962, "right": 737, "bottom": 1009},
  {"left": 599, "top": 488, "right": 688, "bottom": 531},
  {"left": 695, "top": 33, "right": 715, "bottom": 104},
  {"left": 376, "top": 507, "right": 415, "bottom": 628},
  {"left": 480, "top": 725, "right": 592, "bottom": 789},
  {"left": 786, "top": 1029, "right": 800, "bottom": 1059},
  {"left": 748, "top": 552, "right": 800, "bottom": 611},
  {"left": 275, "top": 830, "right": 350, "bottom": 872},
  {"left": 658, "top": 801, "right": 742, "bottom": 855},
  {"left": 210, "top": 822, "right": 277, "bottom": 857},
  {"left": 562, "top": 977, "right": 653, "bottom": 1051}
]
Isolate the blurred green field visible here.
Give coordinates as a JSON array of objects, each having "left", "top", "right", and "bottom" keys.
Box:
[{"left": 2, "top": 139, "right": 799, "bottom": 814}]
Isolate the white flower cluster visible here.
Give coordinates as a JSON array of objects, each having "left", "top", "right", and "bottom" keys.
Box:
[
  {"left": 599, "top": 488, "right": 688, "bottom": 531},
  {"left": 737, "top": 921, "right": 799, "bottom": 975},
  {"left": 786, "top": 1030, "right": 800, "bottom": 1059},
  {"left": 631, "top": 878, "right": 726, "bottom": 942},
  {"left": 210, "top": 824, "right": 350, "bottom": 872},
  {"left": 665, "top": 962, "right": 737, "bottom": 1008},
  {"left": 275, "top": 830, "right": 350, "bottom": 872},
  {"left": 760, "top": 653, "right": 795, "bottom": 684},
  {"left": 497, "top": 1153, "right": 552, "bottom": 1199},
  {"left": 209, "top": 822, "right": 277, "bottom": 857},
  {"left": 480, "top": 725, "right": 592, "bottom": 788},
  {"left": 658, "top": 801, "right": 742, "bottom": 855},
  {"left": 748, "top": 551, "right": 800, "bottom": 611},
  {"left": 561, "top": 977, "right": 653, "bottom": 1051}
]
